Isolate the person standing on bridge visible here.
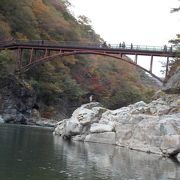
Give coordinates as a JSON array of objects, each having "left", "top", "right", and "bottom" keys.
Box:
[
  {"left": 170, "top": 45, "right": 173, "bottom": 52},
  {"left": 122, "top": 42, "right": 126, "bottom": 49},
  {"left": 163, "top": 45, "right": 167, "bottom": 52},
  {"left": 131, "top": 43, "right": 133, "bottom": 49},
  {"left": 41, "top": 40, "right": 44, "bottom": 45},
  {"left": 102, "top": 41, "right": 107, "bottom": 48}
]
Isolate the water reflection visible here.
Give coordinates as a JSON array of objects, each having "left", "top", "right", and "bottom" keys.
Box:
[
  {"left": 0, "top": 124, "right": 180, "bottom": 180},
  {"left": 54, "top": 136, "right": 180, "bottom": 180}
]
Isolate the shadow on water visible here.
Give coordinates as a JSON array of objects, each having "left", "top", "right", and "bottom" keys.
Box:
[
  {"left": 170, "top": 156, "right": 180, "bottom": 166},
  {"left": 1, "top": 124, "right": 180, "bottom": 180}
]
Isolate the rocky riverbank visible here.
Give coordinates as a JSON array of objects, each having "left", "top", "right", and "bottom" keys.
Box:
[
  {"left": 0, "top": 75, "right": 58, "bottom": 127},
  {"left": 54, "top": 93, "right": 180, "bottom": 157}
]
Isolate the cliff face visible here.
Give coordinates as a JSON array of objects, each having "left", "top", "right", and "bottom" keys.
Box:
[
  {"left": 163, "top": 65, "right": 180, "bottom": 94},
  {"left": 0, "top": 75, "right": 36, "bottom": 124},
  {"left": 0, "top": 75, "right": 59, "bottom": 126}
]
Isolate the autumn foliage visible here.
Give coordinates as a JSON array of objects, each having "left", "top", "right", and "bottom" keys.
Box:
[{"left": 0, "top": 0, "right": 157, "bottom": 117}]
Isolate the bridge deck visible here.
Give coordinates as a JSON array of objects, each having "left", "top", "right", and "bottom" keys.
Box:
[{"left": 0, "top": 40, "right": 176, "bottom": 57}]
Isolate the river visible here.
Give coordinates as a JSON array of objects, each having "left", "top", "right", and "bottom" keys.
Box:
[{"left": 0, "top": 124, "right": 180, "bottom": 180}]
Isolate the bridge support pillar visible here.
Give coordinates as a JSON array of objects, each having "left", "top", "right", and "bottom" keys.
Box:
[
  {"left": 150, "top": 55, "right": 153, "bottom": 73},
  {"left": 16, "top": 48, "right": 23, "bottom": 71},
  {"left": 165, "top": 57, "right": 169, "bottom": 79},
  {"left": 47, "top": 50, "right": 51, "bottom": 56},
  {"left": 44, "top": 48, "right": 48, "bottom": 58},
  {"left": 135, "top": 54, "right": 138, "bottom": 64},
  {"left": 29, "top": 48, "right": 34, "bottom": 63}
]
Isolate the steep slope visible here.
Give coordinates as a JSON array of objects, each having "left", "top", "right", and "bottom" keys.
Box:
[
  {"left": 0, "top": 0, "right": 158, "bottom": 120},
  {"left": 163, "top": 59, "right": 180, "bottom": 94}
]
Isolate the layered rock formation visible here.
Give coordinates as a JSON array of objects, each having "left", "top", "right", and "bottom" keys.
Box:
[
  {"left": 0, "top": 75, "right": 36, "bottom": 124},
  {"left": 163, "top": 68, "right": 180, "bottom": 94},
  {"left": 54, "top": 94, "right": 180, "bottom": 157},
  {"left": 0, "top": 75, "right": 58, "bottom": 127}
]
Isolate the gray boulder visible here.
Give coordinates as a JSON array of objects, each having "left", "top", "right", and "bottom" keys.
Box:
[{"left": 54, "top": 102, "right": 106, "bottom": 139}]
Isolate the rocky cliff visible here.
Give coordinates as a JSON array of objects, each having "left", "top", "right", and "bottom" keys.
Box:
[
  {"left": 0, "top": 75, "right": 58, "bottom": 126},
  {"left": 163, "top": 68, "right": 180, "bottom": 94},
  {"left": 0, "top": 75, "right": 36, "bottom": 124},
  {"left": 54, "top": 93, "right": 180, "bottom": 157}
]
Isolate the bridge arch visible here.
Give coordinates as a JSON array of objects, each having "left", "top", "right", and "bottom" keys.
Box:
[{"left": 21, "top": 50, "right": 163, "bottom": 83}]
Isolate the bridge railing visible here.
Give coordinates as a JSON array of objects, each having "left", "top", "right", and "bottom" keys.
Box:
[
  {"left": 0, "top": 39, "right": 175, "bottom": 53},
  {"left": 110, "top": 44, "right": 173, "bottom": 52}
]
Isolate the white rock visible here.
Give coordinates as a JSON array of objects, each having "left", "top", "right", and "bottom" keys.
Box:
[
  {"left": 101, "top": 107, "right": 131, "bottom": 123},
  {"left": 54, "top": 120, "right": 66, "bottom": 135},
  {"left": 85, "top": 132, "right": 116, "bottom": 145},
  {"left": 64, "top": 119, "right": 82, "bottom": 136},
  {"left": 0, "top": 115, "right": 4, "bottom": 123},
  {"left": 90, "top": 123, "right": 114, "bottom": 133},
  {"left": 54, "top": 94, "right": 180, "bottom": 157},
  {"left": 77, "top": 108, "right": 96, "bottom": 125},
  {"left": 161, "top": 135, "right": 180, "bottom": 154},
  {"left": 132, "top": 101, "right": 147, "bottom": 108},
  {"left": 115, "top": 123, "right": 135, "bottom": 147}
]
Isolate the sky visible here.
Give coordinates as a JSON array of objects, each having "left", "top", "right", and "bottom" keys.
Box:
[{"left": 68, "top": 0, "right": 180, "bottom": 77}]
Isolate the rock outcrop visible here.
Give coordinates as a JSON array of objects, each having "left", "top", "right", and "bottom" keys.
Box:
[
  {"left": 0, "top": 75, "right": 59, "bottom": 127},
  {"left": 0, "top": 75, "right": 36, "bottom": 124},
  {"left": 163, "top": 68, "right": 180, "bottom": 94},
  {"left": 54, "top": 94, "right": 180, "bottom": 157},
  {"left": 0, "top": 115, "right": 4, "bottom": 123}
]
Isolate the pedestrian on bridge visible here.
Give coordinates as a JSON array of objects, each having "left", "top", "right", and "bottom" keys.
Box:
[
  {"left": 102, "top": 41, "right": 107, "bottom": 48},
  {"left": 163, "top": 45, "right": 167, "bottom": 52},
  {"left": 122, "top": 42, "right": 126, "bottom": 48},
  {"left": 131, "top": 43, "right": 133, "bottom": 49},
  {"left": 170, "top": 45, "right": 173, "bottom": 52}
]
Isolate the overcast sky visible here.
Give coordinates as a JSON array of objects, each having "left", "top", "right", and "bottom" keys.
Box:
[{"left": 68, "top": 0, "right": 180, "bottom": 77}]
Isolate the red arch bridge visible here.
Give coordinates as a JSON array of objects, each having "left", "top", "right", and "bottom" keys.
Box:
[{"left": 0, "top": 39, "right": 176, "bottom": 83}]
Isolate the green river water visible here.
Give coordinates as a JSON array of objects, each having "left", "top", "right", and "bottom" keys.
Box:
[{"left": 0, "top": 124, "right": 180, "bottom": 180}]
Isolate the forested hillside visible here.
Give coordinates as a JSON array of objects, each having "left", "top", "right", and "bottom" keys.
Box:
[
  {"left": 168, "top": 36, "right": 180, "bottom": 79},
  {"left": 0, "top": 0, "right": 157, "bottom": 119},
  {"left": 166, "top": 6, "right": 180, "bottom": 83}
]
